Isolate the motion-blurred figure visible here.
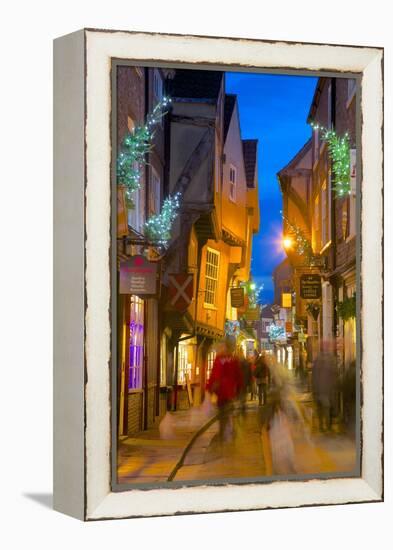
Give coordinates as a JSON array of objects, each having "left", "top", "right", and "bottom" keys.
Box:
[
  {"left": 238, "top": 348, "right": 251, "bottom": 414},
  {"left": 249, "top": 350, "right": 258, "bottom": 400},
  {"left": 340, "top": 360, "right": 356, "bottom": 431},
  {"left": 265, "top": 388, "right": 296, "bottom": 474},
  {"left": 206, "top": 336, "right": 243, "bottom": 442},
  {"left": 312, "top": 340, "right": 337, "bottom": 432},
  {"left": 254, "top": 351, "right": 270, "bottom": 406}
]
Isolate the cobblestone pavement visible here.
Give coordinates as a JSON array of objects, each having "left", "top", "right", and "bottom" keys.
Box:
[{"left": 117, "top": 390, "right": 357, "bottom": 485}]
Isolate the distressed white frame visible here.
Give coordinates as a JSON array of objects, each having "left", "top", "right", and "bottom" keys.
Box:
[{"left": 54, "top": 29, "right": 383, "bottom": 521}]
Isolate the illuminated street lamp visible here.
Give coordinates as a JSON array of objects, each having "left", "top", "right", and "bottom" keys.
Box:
[{"left": 282, "top": 236, "right": 293, "bottom": 250}]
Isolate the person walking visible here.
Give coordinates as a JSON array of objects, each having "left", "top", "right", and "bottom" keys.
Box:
[
  {"left": 206, "top": 336, "right": 243, "bottom": 442},
  {"left": 238, "top": 349, "right": 251, "bottom": 414},
  {"left": 254, "top": 351, "right": 270, "bottom": 406},
  {"left": 312, "top": 340, "right": 337, "bottom": 432},
  {"left": 249, "top": 351, "right": 257, "bottom": 401}
]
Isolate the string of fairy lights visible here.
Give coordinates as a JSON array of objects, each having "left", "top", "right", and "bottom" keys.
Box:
[
  {"left": 117, "top": 96, "right": 180, "bottom": 247},
  {"left": 281, "top": 124, "right": 353, "bottom": 263},
  {"left": 144, "top": 192, "right": 181, "bottom": 247},
  {"left": 310, "top": 122, "right": 352, "bottom": 197},
  {"left": 281, "top": 213, "right": 314, "bottom": 263}
]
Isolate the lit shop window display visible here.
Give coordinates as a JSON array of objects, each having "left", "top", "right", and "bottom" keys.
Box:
[{"left": 128, "top": 295, "right": 144, "bottom": 390}]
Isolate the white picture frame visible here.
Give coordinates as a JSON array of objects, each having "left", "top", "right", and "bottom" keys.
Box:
[{"left": 53, "top": 29, "right": 383, "bottom": 521}]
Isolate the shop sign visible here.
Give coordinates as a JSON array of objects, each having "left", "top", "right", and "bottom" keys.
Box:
[
  {"left": 243, "top": 307, "right": 260, "bottom": 321},
  {"left": 300, "top": 274, "right": 322, "bottom": 299},
  {"left": 230, "top": 287, "right": 245, "bottom": 308},
  {"left": 168, "top": 273, "right": 194, "bottom": 312},
  {"left": 119, "top": 255, "right": 158, "bottom": 295},
  {"left": 285, "top": 321, "right": 293, "bottom": 334},
  {"left": 282, "top": 292, "right": 292, "bottom": 308},
  {"left": 309, "top": 256, "right": 326, "bottom": 268}
]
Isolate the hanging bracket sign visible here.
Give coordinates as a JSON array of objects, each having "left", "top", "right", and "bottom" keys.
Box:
[
  {"left": 230, "top": 287, "right": 245, "bottom": 308},
  {"left": 119, "top": 255, "right": 158, "bottom": 296},
  {"left": 300, "top": 274, "right": 322, "bottom": 299}
]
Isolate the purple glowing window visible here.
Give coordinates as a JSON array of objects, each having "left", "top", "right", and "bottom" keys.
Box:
[{"left": 128, "top": 296, "right": 144, "bottom": 389}]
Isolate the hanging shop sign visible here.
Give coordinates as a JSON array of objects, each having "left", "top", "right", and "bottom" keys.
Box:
[
  {"left": 119, "top": 255, "right": 158, "bottom": 295},
  {"left": 282, "top": 292, "right": 292, "bottom": 308},
  {"left": 230, "top": 287, "right": 245, "bottom": 308},
  {"left": 168, "top": 273, "right": 194, "bottom": 312},
  {"left": 243, "top": 307, "right": 260, "bottom": 321},
  {"left": 300, "top": 274, "right": 322, "bottom": 299},
  {"left": 285, "top": 321, "right": 293, "bottom": 334}
]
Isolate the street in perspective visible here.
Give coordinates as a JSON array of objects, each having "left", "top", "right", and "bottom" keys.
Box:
[{"left": 115, "top": 67, "right": 358, "bottom": 485}]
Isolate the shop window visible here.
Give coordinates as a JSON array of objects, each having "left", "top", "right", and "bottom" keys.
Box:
[
  {"left": 229, "top": 165, "right": 237, "bottom": 202},
  {"left": 128, "top": 296, "right": 144, "bottom": 390},
  {"left": 160, "top": 334, "right": 167, "bottom": 387},
  {"left": 204, "top": 248, "right": 220, "bottom": 307},
  {"left": 207, "top": 349, "right": 216, "bottom": 380},
  {"left": 178, "top": 344, "right": 191, "bottom": 385}
]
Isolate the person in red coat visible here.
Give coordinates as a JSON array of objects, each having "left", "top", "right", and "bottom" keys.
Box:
[{"left": 206, "top": 337, "right": 243, "bottom": 441}]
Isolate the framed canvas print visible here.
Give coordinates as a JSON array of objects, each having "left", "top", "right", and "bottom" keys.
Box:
[{"left": 53, "top": 29, "right": 383, "bottom": 520}]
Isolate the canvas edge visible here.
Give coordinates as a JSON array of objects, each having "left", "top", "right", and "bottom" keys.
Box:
[
  {"left": 53, "top": 29, "right": 86, "bottom": 521},
  {"left": 78, "top": 30, "right": 383, "bottom": 520}
]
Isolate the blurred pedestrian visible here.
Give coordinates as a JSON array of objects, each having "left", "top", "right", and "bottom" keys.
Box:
[
  {"left": 206, "top": 336, "right": 243, "bottom": 442},
  {"left": 312, "top": 340, "right": 337, "bottom": 432},
  {"left": 261, "top": 386, "right": 296, "bottom": 474},
  {"left": 254, "top": 351, "right": 270, "bottom": 406},
  {"left": 249, "top": 350, "right": 258, "bottom": 400},
  {"left": 238, "top": 348, "right": 251, "bottom": 414}
]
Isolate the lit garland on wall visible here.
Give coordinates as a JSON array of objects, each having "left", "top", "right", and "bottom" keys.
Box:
[
  {"left": 117, "top": 96, "right": 172, "bottom": 206},
  {"left": 268, "top": 324, "right": 285, "bottom": 341},
  {"left": 310, "top": 122, "right": 351, "bottom": 197},
  {"left": 225, "top": 320, "right": 240, "bottom": 337},
  {"left": 144, "top": 192, "right": 181, "bottom": 248},
  {"left": 337, "top": 293, "right": 356, "bottom": 321},
  {"left": 282, "top": 214, "right": 314, "bottom": 263}
]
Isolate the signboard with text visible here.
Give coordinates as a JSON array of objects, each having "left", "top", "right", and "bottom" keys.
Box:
[
  {"left": 244, "top": 307, "right": 260, "bottom": 321},
  {"left": 230, "top": 287, "right": 245, "bottom": 308},
  {"left": 300, "top": 274, "right": 322, "bottom": 299},
  {"left": 119, "top": 255, "right": 158, "bottom": 296},
  {"left": 282, "top": 292, "right": 292, "bottom": 308}
]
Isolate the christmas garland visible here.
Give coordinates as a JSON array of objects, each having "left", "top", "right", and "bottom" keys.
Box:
[
  {"left": 144, "top": 192, "right": 181, "bottom": 248},
  {"left": 337, "top": 293, "right": 356, "bottom": 321},
  {"left": 282, "top": 214, "right": 314, "bottom": 263},
  {"left": 117, "top": 96, "right": 171, "bottom": 206},
  {"left": 310, "top": 122, "right": 351, "bottom": 197}
]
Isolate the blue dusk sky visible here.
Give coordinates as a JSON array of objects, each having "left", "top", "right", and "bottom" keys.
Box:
[{"left": 226, "top": 72, "right": 318, "bottom": 304}]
